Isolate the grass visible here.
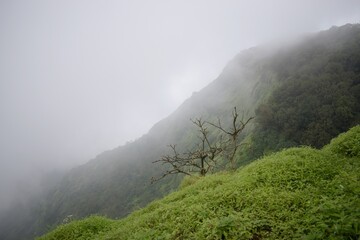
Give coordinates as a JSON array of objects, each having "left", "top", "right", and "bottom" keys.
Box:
[
  {"left": 37, "top": 216, "right": 115, "bottom": 240},
  {"left": 38, "top": 126, "right": 360, "bottom": 240}
]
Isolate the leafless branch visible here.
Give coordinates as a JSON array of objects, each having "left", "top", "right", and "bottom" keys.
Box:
[
  {"left": 152, "top": 107, "right": 253, "bottom": 182},
  {"left": 207, "top": 107, "right": 254, "bottom": 170}
]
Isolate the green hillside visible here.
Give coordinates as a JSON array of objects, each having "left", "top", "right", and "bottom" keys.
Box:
[
  {"left": 249, "top": 24, "right": 360, "bottom": 160},
  {"left": 38, "top": 126, "right": 360, "bottom": 239},
  {"left": 1, "top": 24, "right": 360, "bottom": 240}
]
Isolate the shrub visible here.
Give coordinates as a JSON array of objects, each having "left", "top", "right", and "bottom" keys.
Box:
[{"left": 324, "top": 125, "right": 360, "bottom": 157}]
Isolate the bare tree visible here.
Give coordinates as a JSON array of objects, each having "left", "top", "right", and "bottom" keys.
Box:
[
  {"left": 207, "top": 107, "right": 254, "bottom": 170},
  {"left": 152, "top": 118, "right": 222, "bottom": 183},
  {"left": 152, "top": 107, "right": 253, "bottom": 182}
]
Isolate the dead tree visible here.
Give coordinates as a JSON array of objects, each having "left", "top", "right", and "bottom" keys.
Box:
[
  {"left": 207, "top": 107, "right": 254, "bottom": 170},
  {"left": 152, "top": 118, "right": 222, "bottom": 183},
  {"left": 152, "top": 107, "right": 253, "bottom": 182},
  {"left": 189, "top": 118, "right": 223, "bottom": 175}
]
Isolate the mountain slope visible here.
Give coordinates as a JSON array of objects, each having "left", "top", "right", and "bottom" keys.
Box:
[
  {"left": 250, "top": 24, "right": 360, "bottom": 159},
  {"left": 1, "top": 23, "right": 360, "bottom": 240},
  {"left": 38, "top": 126, "right": 360, "bottom": 239}
]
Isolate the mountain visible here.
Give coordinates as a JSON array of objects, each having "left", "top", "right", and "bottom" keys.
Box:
[
  {"left": 1, "top": 23, "right": 360, "bottom": 240},
  {"left": 39, "top": 125, "right": 360, "bottom": 239}
]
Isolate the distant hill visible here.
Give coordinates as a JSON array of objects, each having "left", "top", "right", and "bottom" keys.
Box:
[
  {"left": 38, "top": 125, "right": 360, "bottom": 239},
  {"left": 1, "top": 23, "right": 360, "bottom": 240}
]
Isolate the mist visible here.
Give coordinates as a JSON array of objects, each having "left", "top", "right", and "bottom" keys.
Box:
[{"left": 0, "top": 0, "right": 359, "bottom": 211}]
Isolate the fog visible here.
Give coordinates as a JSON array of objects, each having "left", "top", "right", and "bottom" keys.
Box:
[{"left": 0, "top": 0, "right": 359, "bottom": 211}]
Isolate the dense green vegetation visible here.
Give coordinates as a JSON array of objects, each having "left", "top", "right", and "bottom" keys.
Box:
[
  {"left": 1, "top": 24, "right": 360, "bottom": 240},
  {"left": 249, "top": 24, "right": 360, "bottom": 161},
  {"left": 38, "top": 126, "right": 360, "bottom": 239}
]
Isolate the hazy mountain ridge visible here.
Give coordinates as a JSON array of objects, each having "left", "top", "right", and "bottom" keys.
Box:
[
  {"left": 249, "top": 23, "right": 360, "bottom": 160},
  {"left": 1, "top": 23, "right": 360, "bottom": 239}
]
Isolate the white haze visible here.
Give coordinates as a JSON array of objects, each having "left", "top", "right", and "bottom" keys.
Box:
[{"left": 0, "top": 0, "right": 359, "bottom": 211}]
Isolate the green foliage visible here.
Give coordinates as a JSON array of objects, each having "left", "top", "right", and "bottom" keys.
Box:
[
  {"left": 40, "top": 127, "right": 360, "bottom": 239},
  {"left": 36, "top": 216, "right": 115, "bottom": 240},
  {"left": 179, "top": 176, "right": 201, "bottom": 189},
  {"left": 251, "top": 24, "right": 360, "bottom": 158},
  {"left": 324, "top": 125, "right": 360, "bottom": 157},
  {"left": 227, "top": 24, "right": 360, "bottom": 164}
]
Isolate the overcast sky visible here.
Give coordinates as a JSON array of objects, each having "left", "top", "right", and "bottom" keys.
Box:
[{"left": 0, "top": 0, "right": 359, "bottom": 208}]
